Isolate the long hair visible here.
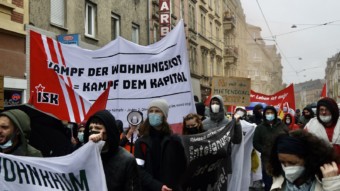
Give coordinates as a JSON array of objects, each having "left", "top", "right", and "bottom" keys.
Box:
[
  {"left": 182, "top": 113, "right": 204, "bottom": 135},
  {"left": 267, "top": 129, "right": 340, "bottom": 180},
  {"left": 139, "top": 115, "right": 172, "bottom": 136}
]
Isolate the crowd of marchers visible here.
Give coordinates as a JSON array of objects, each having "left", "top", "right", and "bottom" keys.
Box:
[{"left": 1, "top": 96, "right": 340, "bottom": 191}]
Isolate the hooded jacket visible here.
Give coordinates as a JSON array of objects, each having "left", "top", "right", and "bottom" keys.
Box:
[
  {"left": 253, "top": 106, "right": 289, "bottom": 155},
  {"left": 84, "top": 110, "right": 141, "bottom": 191},
  {"left": 249, "top": 104, "right": 264, "bottom": 125},
  {"left": 203, "top": 95, "right": 229, "bottom": 130},
  {"left": 0, "top": 109, "right": 42, "bottom": 157},
  {"left": 282, "top": 113, "right": 299, "bottom": 131},
  {"left": 298, "top": 106, "right": 315, "bottom": 128}
]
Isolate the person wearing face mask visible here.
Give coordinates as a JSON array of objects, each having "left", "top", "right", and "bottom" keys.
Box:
[
  {"left": 283, "top": 113, "right": 299, "bottom": 131},
  {"left": 267, "top": 130, "right": 340, "bottom": 191},
  {"left": 182, "top": 113, "right": 204, "bottom": 135},
  {"left": 134, "top": 98, "right": 187, "bottom": 191},
  {"left": 297, "top": 107, "right": 315, "bottom": 129},
  {"left": 83, "top": 110, "right": 141, "bottom": 191},
  {"left": 0, "top": 109, "right": 42, "bottom": 157},
  {"left": 253, "top": 105, "right": 289, "bottom": 191},
  {"left": 249, "top": 104, "right": 264, "bottom": 125},
  {"left": 305, "top": 97, "right": 340, "bottom": 155}
]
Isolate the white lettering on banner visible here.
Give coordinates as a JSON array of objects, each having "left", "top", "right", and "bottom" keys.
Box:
[
  {"left": 189, "top": 131, "right": 231, "bottom": 162},
  {"left": 159, "top": 0, "right": 171, "bottom": 37}
]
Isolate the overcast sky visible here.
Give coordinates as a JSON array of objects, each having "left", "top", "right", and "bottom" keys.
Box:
[{"left": 240, "top": 0, "right": 340, "bottom": 85}]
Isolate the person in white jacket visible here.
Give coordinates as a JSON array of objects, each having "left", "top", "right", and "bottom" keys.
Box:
[
  {"left": 266, "top": 130, "right": 340, "bottom": 191},
  {"left": 304, "top": 97, "right": 340, "bottom": 155}
]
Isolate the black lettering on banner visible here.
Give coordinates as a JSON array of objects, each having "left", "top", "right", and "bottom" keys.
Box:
[
  {"left": 48, "top": 61, "right": 85, "bottom": 76},
  {"left": 14, "top": 161, "right": 29, "bottom": 184},
  {"left": 69, "top": 170, "right": 89, "bottom": 191},
  {"left": 88, "top": 67, "right": 109, "bottom": 76},
  {"left": 49, "top": 172, "right": 64, "bottom": 190},
  {"left": 4, "top": 158, "right": 16, "bottom": 182},
  {"left": 39, "top": 169, "right": 54, "bottom": 188},
  {"left": 26, "top": 164, "right": 42, "bottom": 186},
  {"left": 123, "top": 80, "right": 147, "bottom": 89},
  {"left": 150, "top": 72, "right": 187, "bottom": 88}
]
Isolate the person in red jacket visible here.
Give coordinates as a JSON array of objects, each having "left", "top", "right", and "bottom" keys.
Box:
[{"left": 282, "top": 113, "right": 300, "bottom": 131}]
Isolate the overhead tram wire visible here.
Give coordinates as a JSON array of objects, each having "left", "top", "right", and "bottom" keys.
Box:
[
  {"left": 255, "top": 0, "right": 298, "bottom": 82},
  {"left": 170, "top": 1, "right": 291, "bottom": 82}
]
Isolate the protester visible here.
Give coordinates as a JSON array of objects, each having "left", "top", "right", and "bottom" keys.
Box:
[
  {"left": 194, "top": 96, "right": 207, "bottom": 121},
  {"left": 249, "top": 104, "right": 264, "bottom": 125},
  {"left": 120, "top": 124, "right": 140, "bottom": 154},
  {"left": 116, "top": 119, "right": 124, "bottom": 135},
  {"left": 134, "top": 98, "right": 186, "bottom": 191},
  {"left": 297, "top": 106, "right": 314, "bottom": 129},
  {"left": 304, "top": 97, "right": 340, "bottom": 155},
  {"left": 182, "top": 113, "right": 204, "bottom": 135},
  {"left": 294, "top": 109, "right": 301, "bottom": 124},
  {"left": 84, "top": 110, "right": 141, "bottom": 191},
  {"left": 253, "top": 105, "right": 289, "bottom": 191},
  {"left": 202, "top": 95, "right": 230, "bottom": 130},
  {"left": 0, "top": 109, "right": 42, "bottom": 157},
  {"left": 283, "top": 113, "right": 300, "bottom": 131},
  {"left": 267, "top": 130, "right": 340, "bottom": 190},
  {"left": 234, "top": 106, "right": 248, "bottom": 121}
]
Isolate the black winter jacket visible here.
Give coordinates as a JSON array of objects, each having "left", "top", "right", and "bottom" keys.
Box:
[{"left": 134, "top": 134, "right": 187, "bottom": 191}]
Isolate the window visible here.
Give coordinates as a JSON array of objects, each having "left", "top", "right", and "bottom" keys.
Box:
[
  {"left": 200, "top": 13, "right": 206, "bottom": 36},
  {"left": 85, "top": 2, "right": 96, "bottom": 37},
  {"left": 111, "top": 13, "right": 120, "bottom": 40},
  {"left": 189, "top": 3, "right": 196, "bottom": 30},
  {"left": 210, "top": 20, "right": 213, "bottom": 39},
  {"left": 132, "top": 23, "right": 139, "bottom": 44},
  {"left": 216, "top": 26, "right": 220, "bottom": 45},
  {"left": 190, "top": 46, "right": 197, "bottom": 73},
  {"left": 50, "top": 0, "right": 65, "bottom": 27},
  {"left": 153, "top": 24, "right": 159, "bottom": 43},
  {"left": 180, "top": 0, "right": 185, "bottom": 19}
]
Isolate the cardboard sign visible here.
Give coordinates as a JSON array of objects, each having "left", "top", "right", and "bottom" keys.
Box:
[{"left": 212, "top": 77, "right": 251, "bottom": 106}]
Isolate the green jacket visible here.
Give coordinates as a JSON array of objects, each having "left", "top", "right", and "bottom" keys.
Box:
[{"left": 0, "top": 109, "right": 42, "bottom": 157}]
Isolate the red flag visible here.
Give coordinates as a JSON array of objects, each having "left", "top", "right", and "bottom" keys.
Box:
[
  {"left": 321, "top": 83, "right": 327, "bottom": 98},
  {"left": 204, "top": 94, "right": 212, "bottom": 107},
  {"left": 84, "top": 81, "right": 112, "bottom": 121}
]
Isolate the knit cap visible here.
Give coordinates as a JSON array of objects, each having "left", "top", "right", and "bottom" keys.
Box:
[{"left": 148, "top": 98, "right": 169, "bottom": 118}]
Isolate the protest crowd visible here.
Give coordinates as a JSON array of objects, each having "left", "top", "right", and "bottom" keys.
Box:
[
  {"left": 1, "top": 21, "right": 340, "bottom": 191},
  {"left": 1, "top": 94, "right": 340, "bottom": 191}
]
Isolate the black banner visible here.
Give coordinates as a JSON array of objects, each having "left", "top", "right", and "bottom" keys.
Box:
[{"left": 181, "top": 120, "right": 234, "bottom": 191}]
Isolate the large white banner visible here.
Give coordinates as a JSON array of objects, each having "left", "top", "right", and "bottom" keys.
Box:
[
  {"left": 0, "top": 142, "right": 107, "bottom": 191},
  {"left": 30, "top": 20, "right": 196, "bottom": 126}
]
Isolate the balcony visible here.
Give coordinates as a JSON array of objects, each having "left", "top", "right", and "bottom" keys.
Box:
[
  {"left": 224, "top": 46, "right": 238, "bottom": 64},
  {"left": 223, "top": 12, "right": 236, "bottom": 31}
]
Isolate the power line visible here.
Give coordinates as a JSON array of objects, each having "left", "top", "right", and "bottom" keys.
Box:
[{"left": 255, "top": 0, "right": 298, "bottom": 82}]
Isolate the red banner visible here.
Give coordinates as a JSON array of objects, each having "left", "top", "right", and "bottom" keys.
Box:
[{"left": 250, "top": 84, "right": 296, "bottom": 117}]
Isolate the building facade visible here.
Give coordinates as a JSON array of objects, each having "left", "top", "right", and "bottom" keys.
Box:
[
  {"left": 246, "top": 24, "right": 283, "bottom": 94},
  {"left": 294, "top": 79, "right": 325, "bottom": 110},
  {"left": 0, "top": 0, "right": 28, "bottom": 106},
  {"left": 325, "top": 52, "right": 340, "bottom": 102}
]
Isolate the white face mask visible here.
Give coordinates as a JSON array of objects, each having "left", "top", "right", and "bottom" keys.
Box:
[
  {"left": 0, "top": 139, "right": 13, "bottom": 149},
  {"left": 281, "top": 164, "right": 305, "bottom": 183},
  {"left": 319, "top": 115, "right": 332, "bottom": 123},
  {"left": 235, "top": 110, "right": 245, "bottom": 117},
  {"left": 211, "top": 104, "right": 220, "bottom": 113}
]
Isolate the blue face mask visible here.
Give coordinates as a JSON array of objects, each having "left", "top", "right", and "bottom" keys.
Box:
[
  {"left": 266, "top": 114, "right": 275, "bottom": 121},
  {"left": 77, "top": 132, "right": 84, "bottom": 143},
  {"left": 148, "top": 113, "right": 163, "bottom": 127},
  {"left": 0, "top": 135, "right": 14, "bottom": 149}
]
